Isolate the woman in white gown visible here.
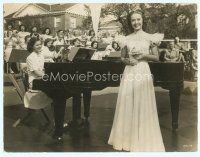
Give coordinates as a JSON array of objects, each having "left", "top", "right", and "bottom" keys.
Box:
[{"left": 108, "top": 10, "right": 165, "bottom": 152}]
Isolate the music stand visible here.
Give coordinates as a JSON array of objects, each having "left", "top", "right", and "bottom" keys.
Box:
[
  {"left": 108, "top": 51, "right": 121, "bottom": 58},
  {"left": 103, "top": 51, "right": 121, "bottom": 61},
  {"left": 68, "top": 47, "right": 96, "bottom": 62},
  {"left": 8, "top": 49, "right": 30, "bottom": 63},
  {"left": 55, "top": 45, "right": 70, "bottom": 53}
]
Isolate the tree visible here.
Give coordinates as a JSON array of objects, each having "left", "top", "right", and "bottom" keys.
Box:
[{"left": 101, "top": 3, "right": 197, "bottom": 39}]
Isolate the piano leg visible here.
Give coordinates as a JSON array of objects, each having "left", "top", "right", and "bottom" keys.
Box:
[
  {"left": 72, "top": 94, "right": 82, "bottom": 121},
  {"left": 50, "top": 92, "right": 66, "bottom": 138},
  {"left": 83, "top": 91, "right": 92, "bottom": 121},
  {"left": 169, "top": 88, "right": 181, "bottom": 130}
]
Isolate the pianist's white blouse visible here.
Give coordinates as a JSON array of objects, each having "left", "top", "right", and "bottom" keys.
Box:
[{"left": 24, "top": 51, "right": 52, "bottom": 109}]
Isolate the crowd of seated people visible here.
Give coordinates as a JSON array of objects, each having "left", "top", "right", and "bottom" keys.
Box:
[
  {"left": 159, "top": 37, "right": 197, "bottom": 81},
  {"left": 4, "top": 23, "right": 197, "bottom": 80},
  {"left": 3, "top": 24, "right": 123, "bottom": 73}
]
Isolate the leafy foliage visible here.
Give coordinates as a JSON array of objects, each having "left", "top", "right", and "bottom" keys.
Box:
[{"left": 101, "top": 3, "right": 197, "bottom": 39}]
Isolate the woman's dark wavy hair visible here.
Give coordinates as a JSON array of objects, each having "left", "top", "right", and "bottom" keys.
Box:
[
  {"left": 127, "top": 10, "right": 144, "bottom": 33},
  {"left": 19, "top": 24, "right": 26, "bottom": 31},
  {"left": 112, "top": 41, "right": 120, "bottom": 51},
  {"left": 91, "top": 41, "right": 98, "bottom": 49},
  {"left": 72, "top": 38, "right": 80, "bottom": 45},
  {"left": 44, "top": 38, "right": 53, "bottom": 46},
  {"left": 89, "top": 30, "right": 95, "bottom": 36},
  {"left": 43, "top": 27, "right": 51, "bottom": 35},
  {"left": 27, "top": 37, "right": 41, "bottom": 53},
  {"left": 30, "top": 26, "right": 38, "bottom": 33},
  {"left": 24, "top": 35, "right": 30, "bottom": 43}
]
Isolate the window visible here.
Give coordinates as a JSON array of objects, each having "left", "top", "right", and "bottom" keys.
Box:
[
  {"left": 70, "top": 17, "right": 76, "bottom": 29},
  {"left": 54, "top": 16, "right": 61, "bottom": 28}
]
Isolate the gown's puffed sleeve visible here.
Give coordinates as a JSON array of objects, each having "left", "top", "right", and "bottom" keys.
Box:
[{"left": 149, "top": 33, "right": 164, "bottom": 46}]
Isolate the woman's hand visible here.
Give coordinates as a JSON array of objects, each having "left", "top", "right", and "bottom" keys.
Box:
[
  {"left": 129, "top": 58, "right": 138, "bottom": 66},
  {"left": 122, "top": 58, "right": 138, "bottom": 66},
  {"left": 134, "top": 53, "right": 145, "bottom": 60}
]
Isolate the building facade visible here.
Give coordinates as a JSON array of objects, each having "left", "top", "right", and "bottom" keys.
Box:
[{"left": 4, "top": 3, "right": 87, "bottom": 35}]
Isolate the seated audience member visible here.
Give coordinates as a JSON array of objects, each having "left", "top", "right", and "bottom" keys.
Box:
[
  {"left": 21, "top": 35, "right": 31, "bottom": 50},
  {"left": 102, "top": 33, "right": 114, "bottom": 44},
  {"left": 91, "top": 41, "right": 102, "bottom": 60},
  {"left": 69, "top": 38, "right": 83, "bottom": 49},
  {"left": 42, "top": 27, "right": 53, "bottom": 41},
  {"left": 91, "top": 41, "right": 110, "bottom": 60},
  {"left": 18, "top": 25, "right": 29, "bottom": 45},
  {"left": 64, "top": 29, "right": 75, "bottom": 45},
  {"left": 53, "top": 30, "right": 66, "bottom": 46},
  {"left": 174, "top": 36, "right": 186, "bottom": 62},
  {"left": 163, "top": 41, "right": 185, "bottom": 62},
  {"left": 104, "top": 41, "right": 121, "bottom": 57},
  {"left": 112, "top": 41, "right": 121, "bottom": 51},
  {"left": 30, "top": 32, "right": 40, "bottom": 40},
  {"left": 42, "top": 38, "right": 63, "bottom": 62},
  {"left": 191, "top": 49, "right": 197, "bottom": 81},
  {"left": 5, "top": 29, "right": 33, "bottom": 73},
  {"left": 19, "top": 34, "right": 32, "bottom": 73},
  {"left": 88, "top": 30, "right": 95, "bottom": 39},
  {"left": 86, "top": 36, "right": 96, "bottom": 47},
  {"left": 30, "top": 26, "right": 40, "bottom": 38},
  {"left": 174, "top": 36, "right": 187, "bottom": 52},
  {"left": 4, "top": 30, "right": 23, "bottom": 66},
  {"left": 4, "top": 23, "right": 13, "bottom": 38}
]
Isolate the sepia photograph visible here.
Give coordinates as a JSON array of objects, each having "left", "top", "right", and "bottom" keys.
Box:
[{"left": 3, "top": 2, "right": 197, "bottom": 152}]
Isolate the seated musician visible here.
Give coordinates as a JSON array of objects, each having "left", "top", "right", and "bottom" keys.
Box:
[
  {"left": 21, "top": 35, "right": 31, "bottom": 50},
  {"left": 24, "top": 37, "right": 52, "bottom": 110},
  {"left": 42, "top": 27, "right": 53, "bottom": 41},
  {"left": 4, "top": 23, "right": 13, "bottom": 39},
  {"left": 4, "top": 30, "right": 23, "bottom": 73},
  {"left": 64, "top": 29, "right": 75, "bottom": 45},
  {"left": 91, "top": 41, "right": 104, "bottom": 60},
  {"left": 18, "top": 25, "right": 30, "bottom": 47},
  {"left": 42, "top": 38, "right": 63, "bottom": 62},
  {"left": 86, "top": 36, "right": 96, "bottom": 47},
  {"left": 174, "top": 36, "right": 187, "bottom": 52},
  {"left": 163, "top": 41, "right": 185, "bottom": 62},
  {"left": 53, "top": 30, "right": 66, "bottom": 46},
  {"left": 191, "top": 49, "right": 197, "bottom": 81},
  {"left": 104, "top": 41, "right": 121, "bottom": 57},
  {"left": 174, "top": 37, "right": 186, "bottom": 62},
  {"left": 29, "top": 26, "right": 42, "bottom": 39},
  {"left": 68, "top": 38, "right": 84, "bottom": 50}
]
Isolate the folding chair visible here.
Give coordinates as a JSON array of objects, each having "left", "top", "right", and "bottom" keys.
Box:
[{"left": 11, "top": 70, "right": 51, "bottom": 127}]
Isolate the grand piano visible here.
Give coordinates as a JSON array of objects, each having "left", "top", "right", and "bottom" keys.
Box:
[{"left": 32, "top": 60, "right": 184, "bottom": 138}]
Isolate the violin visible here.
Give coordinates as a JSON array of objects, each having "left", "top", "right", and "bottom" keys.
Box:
[{"left": 48, "top": 45, "right": 56, "bottom": 51}]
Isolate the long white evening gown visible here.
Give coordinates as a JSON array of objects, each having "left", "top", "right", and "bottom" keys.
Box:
[{"left": 108, "top": 30, "right": 165, "bottom": 152}]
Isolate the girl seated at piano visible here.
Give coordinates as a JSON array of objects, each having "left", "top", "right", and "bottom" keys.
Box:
[
  {"left": 42, "top": 38, "right": 63, "bottom": 62},
  {"left": 24, "top": 37, "right": 52, "bottom": 109}
]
